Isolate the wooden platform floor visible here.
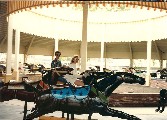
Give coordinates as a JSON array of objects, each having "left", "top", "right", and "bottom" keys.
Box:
[{"left": 39, "top": 116, "right": 66, "bottom": 120}]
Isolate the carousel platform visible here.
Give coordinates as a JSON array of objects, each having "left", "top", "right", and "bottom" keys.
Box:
[
  {"left": 108, "top": 93, "right": 159, "bottom": 107},
  {"left": 107, "top": 79, "right": 165, "bottom": 107},
  {"left": 39, "top": 116, "right": 66, "bottom": 120}
]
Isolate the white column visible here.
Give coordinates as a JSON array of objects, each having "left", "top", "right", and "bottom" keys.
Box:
[
  {"left": 14, "top": 29, "right": 20, "bottom": 81},
  {"left": 146, "top": 40, "right": 152, "bottom": 86},
  {"left": 53, "top": 38, "right": 59, "bottom": 59},
  {"left": 100, "top": 24, "right": 105, "bottom": 72},
  {"left": 80, "top": 2, "right": 88, "bottom": 72},
  {"left": 104, "top": 43, "right": 107, "bottom": 69},
  {"left": 6, "top": 15, "right": 13, "bottom": 75},
  {"left": 100, "top": 41, "right": 104, "bottom": 72},
  {"left": 53, "top": 35, "right": 59, "bottom": 58},
  {"left": 54, "top": 19, "right": 59, "bottom": 57},
  {"left": 54, "top": 36, "right": 59, "bottom": 52},
  {"left": 145, "top": 20, "right": 153, "bottom": 86}
]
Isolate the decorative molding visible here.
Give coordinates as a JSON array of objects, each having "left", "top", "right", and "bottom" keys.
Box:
[{"left": 7, "top": 1, "right": 167, "bottom": 15}]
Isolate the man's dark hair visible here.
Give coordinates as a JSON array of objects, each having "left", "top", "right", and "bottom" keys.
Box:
[{"left": 55, "top": 51, "right": 61, "bottom": 56}]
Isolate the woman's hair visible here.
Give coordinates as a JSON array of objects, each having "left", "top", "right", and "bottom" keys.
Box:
[{"left": 70, "top": 56, "right": 79, "bottom": 64}]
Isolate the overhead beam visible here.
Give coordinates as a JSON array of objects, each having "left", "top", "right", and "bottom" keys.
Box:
[
  {"left": 88, "top": 43, "right": 100, "bottom": 48},
  {"left": 59, "top": 40, "right": 70, "bottom": 44},
  {"left": 25, "top": 36, "right": 35, "bottom": 55},
  {"left": 0, "top": 34, "right": 7, "bottom": 50},
  {"left": 153, "top": 41, "right": 162, "bottom": 69},
  {"left": 21, "top": 34, "right": 33, "bottom": 41},
  {"left": 58, "top": 41, "right": 81, "bottom": 47},
  {"left": 153, "top": 41, "right": 162, "bottom": 60},
  {"left": 34, "top": 40, "right": 54, "bottom": 45},
  {"left": 64, "top": 41, "right": 80, "bottom": 46},
  {"left": 31, "top": 38, "right": 47, "bottom": 44}
]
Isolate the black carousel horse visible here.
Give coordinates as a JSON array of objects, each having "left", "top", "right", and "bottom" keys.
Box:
[
  {"left": 155, "top": 89, "right": 167, "bottom": 113},
  {"left": 0, "top": 64, "right": 6, "bottom": 73},
  {"left": 157, "top": 68, "right": 167, "bottom": 79},
  {"left": 0, "top": 78, "right": 41, "bottom": 119},
  {"left": 24, "top": 70, "right": 145, "bottom": 120},
  {"left": 23, "top": 63, "right": 45, "bottom": 74},
  {"left": 0, "top": 67, "right": 74, "bottom": 119},
  {"left": 0, "top": 68, "right": 145, "bottom": 120},
  {"left": 0, "top": 64, "right": 13, "bottom": 73}
]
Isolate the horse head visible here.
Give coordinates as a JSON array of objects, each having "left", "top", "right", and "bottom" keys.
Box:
[
  {"left": 95, "top": 72, "right": 146, "bottom": 98},
  {"left": 122, "top": 73, "right": 145, "bottom": 85}
]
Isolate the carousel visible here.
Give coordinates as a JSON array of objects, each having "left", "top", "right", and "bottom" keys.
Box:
[{"left": 1, "top": 1, "right": 167, "bottom": 120}]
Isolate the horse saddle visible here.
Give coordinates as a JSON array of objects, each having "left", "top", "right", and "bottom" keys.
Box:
[
  {"left": 8, "top": 80, "right": 24, "bottom": 90},
  {"left": 51, "top": 85, "right": 90, "bottom": 100}
]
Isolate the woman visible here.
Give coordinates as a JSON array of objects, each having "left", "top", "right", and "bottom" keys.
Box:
[
  {"left": 64, "top": 56, "right": 84, "bottom": 86},
  {"left": 69, "top": 55, "right": 80, "bottom": 75}
]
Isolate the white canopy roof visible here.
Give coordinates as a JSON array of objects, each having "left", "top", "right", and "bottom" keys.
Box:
[{"left": 11, "top": 4, "right": 167, "bottom": 42}]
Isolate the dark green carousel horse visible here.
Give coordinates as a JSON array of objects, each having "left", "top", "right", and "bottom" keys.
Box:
[
  {"left": 0, "top": 68, "right": 145, "bottom": 120},
  {"left": 23, "top": 70, "right": 145, "bottom": 120}
]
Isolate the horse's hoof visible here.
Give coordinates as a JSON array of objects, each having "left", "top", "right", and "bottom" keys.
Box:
[
  {"left": 159, "top": 110, "right": 164, "bottom": 113},
  {"left": 155, "top": 109, "right": 159, "bottom": 112}
]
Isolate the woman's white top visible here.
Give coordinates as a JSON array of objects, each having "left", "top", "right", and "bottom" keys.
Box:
[
  {"left": 63, "top": 63, "right": 82, "bottom": 84},
  {"left": 69, "top": 63, "right": 80, "bottom": 75}
]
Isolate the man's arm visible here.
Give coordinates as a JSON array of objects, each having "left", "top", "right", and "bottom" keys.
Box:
[{"left": 51, "top": 60, "right": 55, "bottom": 68}]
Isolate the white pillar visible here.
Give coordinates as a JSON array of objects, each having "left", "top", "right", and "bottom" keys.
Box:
[
  {"left": 14, "top": 29, "right": 20, "bottom": 81},
  {"left": 146, "top": 40, "right": 152, "bottom": 86},
  {"left": 145, "top": 20, "right": 153, "bottom": 86},
  {"left": 6, "top": 15, "right": 13, "bottom": 75},
  {"left": 100, "top": 41, "right": 104, "bottom": 72},
  {"left": 100, "top": 24, "right": 106, "bottom": 72},
  {"left": 54, "top": 36, "right": 59, "bottom": 52},
  {"left": 80, "top": 2, "right": 88, "bottom": 72},
  {"left": 53, "top": 36, "right": 59, "bottom": 58},
  {"left": 104, "top": 43, "right": 107, "bottom": 69}
]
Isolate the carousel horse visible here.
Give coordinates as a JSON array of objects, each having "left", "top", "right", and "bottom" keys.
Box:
[
  {"left": 0, "top": 65, "right": 6, "bottom": 73},
  {"left": 155, "top": 89, "right": 167, "bottom": 113},
  {"left": 0, "top": 78, "right": 40, "bottom": 102},
  {"left": 0, "top": 67, "right": 74, "bottom": 102},
  {"left": 24, "top": 71, "right": 145, "bottom": 120},
  {"left": 0, "top": 64, "right": 13, "bottom": 73},
  {"left": 0, "top": 68, "right": 145, "bottom": 120},
  {"left": 0, "top": 78, "right": 44, "bottom": 119},
  {"left": 23, "top": 63, "right": 45, "bottom": 74},
  {"left": 157, "top": 68, "right": 167, "bottom": 79}
]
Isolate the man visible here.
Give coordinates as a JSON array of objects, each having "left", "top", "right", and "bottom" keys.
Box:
[
  {"left": 51, "top": 51, "right": 62, "bottom": 68},
  {"left": 50, "top": 51, "right": 67, "bottom": 84}
]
